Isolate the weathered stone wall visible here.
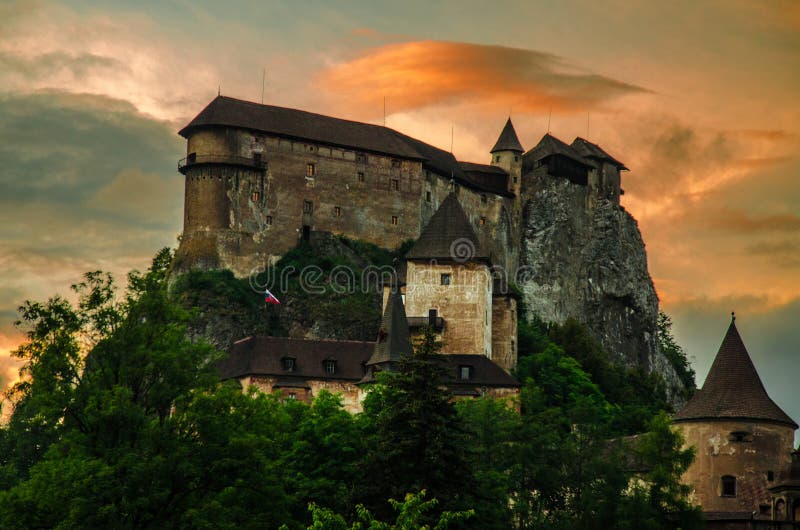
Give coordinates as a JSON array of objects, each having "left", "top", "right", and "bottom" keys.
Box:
[
  {"left": 405, "top": 261, "right": 492, "bottom": 356},
  {"left": 178, "top": 127, "right": 429, "bottom": 275},
  {"left": 241, "top": 375, "right": 366, "bottom": 414},
  {"left": 491, "top": 295, "right": 517, "bottom": 373},
  {"left": 676, "top": 420, "right": 795, "bottom": 515}
]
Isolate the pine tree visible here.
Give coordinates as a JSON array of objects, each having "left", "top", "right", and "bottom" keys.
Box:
[{"left": 360, "top": 327, "right": 474, "bottom": 521}]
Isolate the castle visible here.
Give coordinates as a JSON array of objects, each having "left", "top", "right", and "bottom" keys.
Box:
[
  {"left": 174, "top": 95, "right": 626, "bottom": 278},
  {"left": 177, "top": 95, "right": 628, "bottom": 409},
  {"left": 180, "top": 97, "right": 798, "bottom": 526}
]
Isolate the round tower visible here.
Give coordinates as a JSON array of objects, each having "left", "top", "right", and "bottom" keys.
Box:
[
  {"left": 489, "top": 118, "right": 523, "bottom": 195},
  {"left": 673, "top": 316, "right": 798, "bottom": 521}
]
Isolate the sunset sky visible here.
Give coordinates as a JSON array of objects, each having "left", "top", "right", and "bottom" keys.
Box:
[{"left": 1, "top": 1, "right": 798, "bottom": 425}]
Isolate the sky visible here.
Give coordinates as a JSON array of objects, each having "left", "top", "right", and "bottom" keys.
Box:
[{"left": 0, "top": 0, "right": 797, "bottom": 429}]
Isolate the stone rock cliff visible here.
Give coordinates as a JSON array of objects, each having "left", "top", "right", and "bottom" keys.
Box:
[{"left": 519, "top": 174, "right": 686, "bottom": 403}]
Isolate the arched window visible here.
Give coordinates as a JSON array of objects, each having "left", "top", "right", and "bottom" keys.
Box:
[{"left": 721, "top": 475, "right": 736, "bottom": 497}]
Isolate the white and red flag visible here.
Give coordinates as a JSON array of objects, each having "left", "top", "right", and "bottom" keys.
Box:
[{"left": 264, "top": 288, "right": 281, "bottom": 305}]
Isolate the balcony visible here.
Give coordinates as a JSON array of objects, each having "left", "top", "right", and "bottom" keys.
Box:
[
  {"left": 407, "top": 316, "right": 445, "bottom": 331},
  {"left": 178, "top": 153, "right": 267, "bottom": 174}
]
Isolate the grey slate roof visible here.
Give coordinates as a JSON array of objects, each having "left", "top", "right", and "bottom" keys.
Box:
[
  {"left": 673, "top": 319, "right": 797, "bottom": 428},
  {"left": 571, "top": 137, "right": 629, "bottom": 170},
  {"left": 405, "top": 193, "right": 489, "bottom": 262},
  {"left": 525, "top": 133, "right": 592, "bottom": 167},
  {"left": 458, "top": 161, "right": 514, "bottom": 197},
  {"left": 367, "top": 289, "right": 414, "bottom": 366},
  {"left": 180, "top": 95, "right": 471, "bottom": 184},
  {"left": 219, "top": 336, "right": 374, "bottom": 381},
  {"left": 217, "top": 336, "right": 520, "bottom": 388},
  {"left": 490, "top": 118, "right": 524, "bottom": 153}
]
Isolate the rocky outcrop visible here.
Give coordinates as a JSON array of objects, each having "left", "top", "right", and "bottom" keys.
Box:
[{"left": 519, "top": 173, "right": 686, "bottom": 402}]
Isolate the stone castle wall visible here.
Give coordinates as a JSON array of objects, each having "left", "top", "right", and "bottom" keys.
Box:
[{"left": 677, "top": 420, "right": 795, "bottom": 514}]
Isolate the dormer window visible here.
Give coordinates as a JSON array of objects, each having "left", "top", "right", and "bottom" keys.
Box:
[
  {"left": 721, "top": 475, "right": 736, "bottom": 497},
  {"left": 459, "top": 365, "right": 472, "bottom": 380},
  {"left": 282, "top": 357, "right": 296, "bottom": 372},
  {"left": 323, "top": 359, "right": 337, "bottom": 374}
]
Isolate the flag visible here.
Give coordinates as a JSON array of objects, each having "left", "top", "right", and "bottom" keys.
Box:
[{"left": 264, "top": 288, "right": 281, "bottom": 305}]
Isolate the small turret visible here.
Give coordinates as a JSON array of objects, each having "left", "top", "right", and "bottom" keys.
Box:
[{"left": 490, "top": 118, "right": 523, "bottom": 194}]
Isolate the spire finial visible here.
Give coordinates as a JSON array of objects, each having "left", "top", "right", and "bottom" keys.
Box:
[{"left": 731, "top": 311, "right": 736, "bottom": 322}]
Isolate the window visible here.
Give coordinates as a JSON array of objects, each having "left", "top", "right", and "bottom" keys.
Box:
[
  {"left": 390, "top": 178, "right": 399, "bottom": 191},
  {"left": 307, "top": 145, "right": 315, "bottom": 152},
  {"left": 303, "top": 200, "right": 313, "bottom": 213},
  {"left": 479, "top": 216, "right": 486, "bottom": 225},
  {"left": 440, "top": 273, "right": 451, "bottom": 286},
  {"left": 391, "top": 215, "right": 398, "bottom": 225},
  {"left": 324, "top": 359, "right": 336, "bottom": 374},
  {"left": 187, "top": 152, "right": 197, "bottom": 164},
  {"left": 334, "top": 206, "right": 341, "bottom": 217},
  {"left": 307, "top": 163, "right": 316, "bottom": 177},
  {"left": 426, "top": 191, "right": 431, "bottom": 202},
  {"left": 768, "top": 471, "right": 774, "bottom": 482},
  {"left": 253, "top": 152, "right": 262, "bottom": 166},
  {"left": 357, "top": 171, "right": 365, "bottom": 182},
  {"left": 251, "top": 191, "right": 260, "bottom": 202},
  {"left": 356, "top": 153, "right": 366, "bottom": 164},
  {"left": 729, "top": 431, "right": 751, "bottom": 443},
  {"left": 391, "top": 159, "right": 401, "bottom": 168},
  {"left": 513, "top": 176, "right": 518, "bottom": 184},
  {"left": 514, "top": 155, "right": 519, "bottom": 162},
  {"left": 495, "top": 155, "right": 500, "bottom": 162},
  {"left": 282, "top": 357, "right": 296, "bottom": 371},
  {"left": 459, "top": 365, "right": 472, "bottom": 380},
  {"left": 288, "top": 392, "right": 297, "bottom": 400},
  {"left": 511, "top": 340, "right": 516, "bottom": 352},
  {"left": 721, "top": 476, "right": 736, "bottom": 497},
  {"left": 265, "top": 215, "right": 273, "bottom": 225}
]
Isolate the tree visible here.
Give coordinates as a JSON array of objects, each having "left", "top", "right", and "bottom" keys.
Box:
[
  {"left": 305, "top": 490, "right": 473, "bottom": 530},
  {"left": 359, "top": 328, "right": 474, "bottom": 522},
  {"left": 657, "top": 311, "right": 696, "bottom": 397}
]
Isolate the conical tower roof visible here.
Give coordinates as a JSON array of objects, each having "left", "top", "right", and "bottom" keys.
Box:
[
  {"left": 366, "top": 289, "right": 413, "bottom": 367},
  {"left": 674, "top": 317, "right": 797, "bottom": 428},
  {"left": 490, "top": 118, "right": 523, "bottom": 153},
  {"left": 405, "top": 193, "right": 488, "bottom": 262}
]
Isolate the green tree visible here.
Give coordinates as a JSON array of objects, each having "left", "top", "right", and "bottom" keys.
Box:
[
  {"left": 359, "top": 328, "right": 474, "bottom": 522},
  {"left": 305, "top": 490, "right": 473, "bottom": 530},
  {"left": 657, "top": 311, "right": 696, "bottom": 397}
]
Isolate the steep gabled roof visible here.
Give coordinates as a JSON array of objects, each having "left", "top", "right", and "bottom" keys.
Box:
[
  {"left": 524, "top": 133, "right": 592, "bottom": 167},
  {"left": 367, "top": 290, "right": 414, "bottom": 366},
  {"left": 490, "top": 118, "right": 524, "bottom": 153},
  {"left": 405, "top": 193, "right": 489, "bottom": 262},
  {"left": 673, "top": 318, "right": 798, "bottom": 428},
  {"left": 458, "top": 161, "right": 514, "bottom": 197},
  {"left": 571, "top": 137, "right": 629, "bottom": 170}
]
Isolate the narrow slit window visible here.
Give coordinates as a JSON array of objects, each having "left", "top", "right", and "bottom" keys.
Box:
[
  {"left": 334, "top": 206, "right": 341, "bottom": 217},
  {"left": 391, "top": 215, "right": 398, "bottom": 225},
  {"left": 307, "top": 163, "right": 316, "bottom": 177}
]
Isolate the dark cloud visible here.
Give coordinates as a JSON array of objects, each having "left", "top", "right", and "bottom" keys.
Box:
[
  {"left": 0, "top": 92, "right": 182, "bottom": 203},
  {"left": 0, "top": 91, "right": 183, "bottom": 342},
  {"left": 317, "top": 40, "right": 649, "bottom": 118},
  {"left": 0, "top": 51, "right": 125, "bottom": 82}
]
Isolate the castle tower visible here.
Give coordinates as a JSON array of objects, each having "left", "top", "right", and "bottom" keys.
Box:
[
  {"left": 366, "top": 288, "right": 414, "bottom": 376},
  {"left": 673, "top": 316, "right": 798, "bottom": 523},
  {"left": 490, "top": 118, "right": 523, "bottom": 195},
  {"left": 570, "top": 137, "right": 628, "bottom": 206},
  {"left": 403, "top": 193, "right": 495, "bottom": 359}
]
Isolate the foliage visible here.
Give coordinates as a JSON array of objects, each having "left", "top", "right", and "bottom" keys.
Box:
[
  {"left": 359, "top": 328, "right": 475, "bottom": 523},
  {"left": 0, "top": 246, "right": 702, "bottom": 529},
  {"left": 658, "top": 311, "right": 696, "bottom": 397},
  {"left": 304, "top": 490, "right": 473, "bottom": 530}
]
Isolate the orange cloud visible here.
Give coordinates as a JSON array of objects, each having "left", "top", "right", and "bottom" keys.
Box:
[{"left": 317, "top": 40, "right": 648, "bottom": 118}]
